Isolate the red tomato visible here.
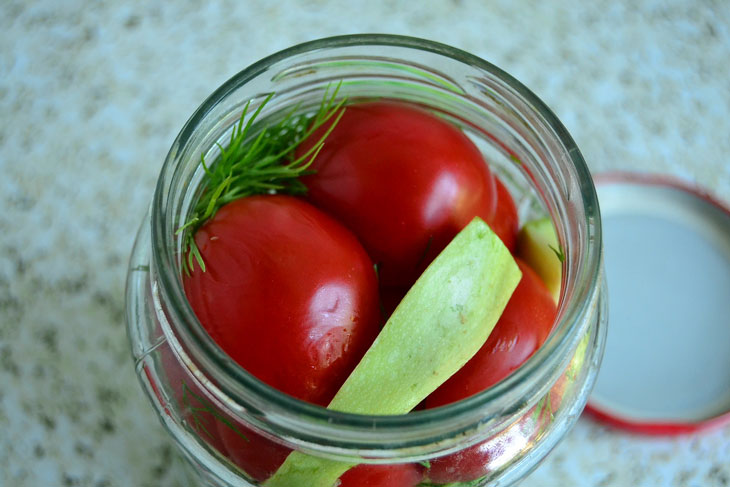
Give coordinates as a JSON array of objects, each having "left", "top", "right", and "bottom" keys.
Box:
[
  {"left": 426, "top": 417, "right": 527, "bottom": 484},
  {"left": 378, "top": 176, "right": 517, "bottom": 323},
  {"left": 422, "top": 259, "right": 556, "bottom": 483},
  {"left": 217, "top": 420, "right": 291, "bottom": 482},
  {"left": 426, "top": 440, "right": 495, "bottom": 484},
  {"left": 157, "top": 327, "right": 286, "bottom": 477},
  {"left": 157, "top": 343, "right": 229, "bottom": 455},
  {"left": 338, "top": 463, "right": 425, "bottom": 487},
  {"left": 183, "top": 195, "right": 381, "bottom": 406},
  {"left": 297, "top": 101, "right": 502, "bottom": 287},
  {"left": 491, "top": 176, "right": 519, "bottom": 251}
]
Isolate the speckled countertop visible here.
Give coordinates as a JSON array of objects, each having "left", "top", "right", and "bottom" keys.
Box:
[{"left": 2, "top": 1, "right": 729, "bottom": 486}]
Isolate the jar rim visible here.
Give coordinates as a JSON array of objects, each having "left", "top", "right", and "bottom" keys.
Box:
[{"left": 150, "top": 33, "right": 602, "bottom": 450}]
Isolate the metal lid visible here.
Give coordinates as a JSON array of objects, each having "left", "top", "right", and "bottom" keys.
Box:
[{"left": 586, "top": 172, "right": 730, "bottom": 435}]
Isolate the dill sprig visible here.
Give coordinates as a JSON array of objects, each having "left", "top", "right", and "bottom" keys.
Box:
[
  {"left": 177, "top": 83, "right": 346, "bottom": 275},
  {"left": 181, "top": 381, "right": 248, "bottom": 442},
  {"left": 549, "top": 243, "right": 566, "bottom": 263}
]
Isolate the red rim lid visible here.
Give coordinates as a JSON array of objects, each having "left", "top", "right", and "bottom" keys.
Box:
[{"left": 586, "top": 172, "right": 730, "bottom": 435}]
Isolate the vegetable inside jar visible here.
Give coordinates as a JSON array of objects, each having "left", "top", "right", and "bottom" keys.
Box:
[{"left": 126, "top": 34, "right": 606, "bottom": 487}]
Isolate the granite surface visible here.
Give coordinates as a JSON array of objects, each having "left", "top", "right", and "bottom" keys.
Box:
[{"left": 1, "top": 1, "right": 729, "bottom": 486}]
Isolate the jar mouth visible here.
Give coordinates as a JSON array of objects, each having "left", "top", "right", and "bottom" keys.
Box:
[{"left": 150, "top": 34, "right": 602, "bottom": 451}]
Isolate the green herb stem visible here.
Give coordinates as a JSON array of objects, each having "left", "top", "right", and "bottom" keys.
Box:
[{"left": 178, "top": 83, "right": 346, "bottom": 275}]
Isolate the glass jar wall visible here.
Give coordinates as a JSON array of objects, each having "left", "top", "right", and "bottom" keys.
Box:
[{"left": 126, "top": 34, "right": 606, "bottom": 487}]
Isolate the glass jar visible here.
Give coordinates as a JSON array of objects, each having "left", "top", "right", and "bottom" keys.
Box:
[{"left": 126, "top": 34, "right": 606, "bottom": 487}]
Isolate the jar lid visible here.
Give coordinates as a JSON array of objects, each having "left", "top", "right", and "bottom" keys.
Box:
[{"left": 585, "top": 172, "right": 730, "bottom": 435}]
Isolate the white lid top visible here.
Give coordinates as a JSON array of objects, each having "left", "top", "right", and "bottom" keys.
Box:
[{"left": 587, "top": 173, "right": 730, "bottom": 434}]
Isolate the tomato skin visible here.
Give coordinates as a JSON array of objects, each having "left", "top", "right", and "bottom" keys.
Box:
[
  {"left": 426, "top": 440, "right": 494, "bottom": 484},
  {"left": 426, "top": 417, "right": 527, "bottom": 484},
  {"left": 297, "top": 101, "right": 499, "bottom": 287},
  {"left": 338, "top": 463, "right": 425, "bottom": 487},
  {"left": 491, "top": 176, "right": 519, "bottom": 251},
  {"left": 425, "top": 259, "right": 556, "bottom": 408},
  {"left": 183, "top": 195, "right": 381, "bottom": 406},
  {"left": 217, "top": 421, "right": 291, "bottom": 482},
  {"left": 158, "top": 343, "right": 230, "bottom": 455}
]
